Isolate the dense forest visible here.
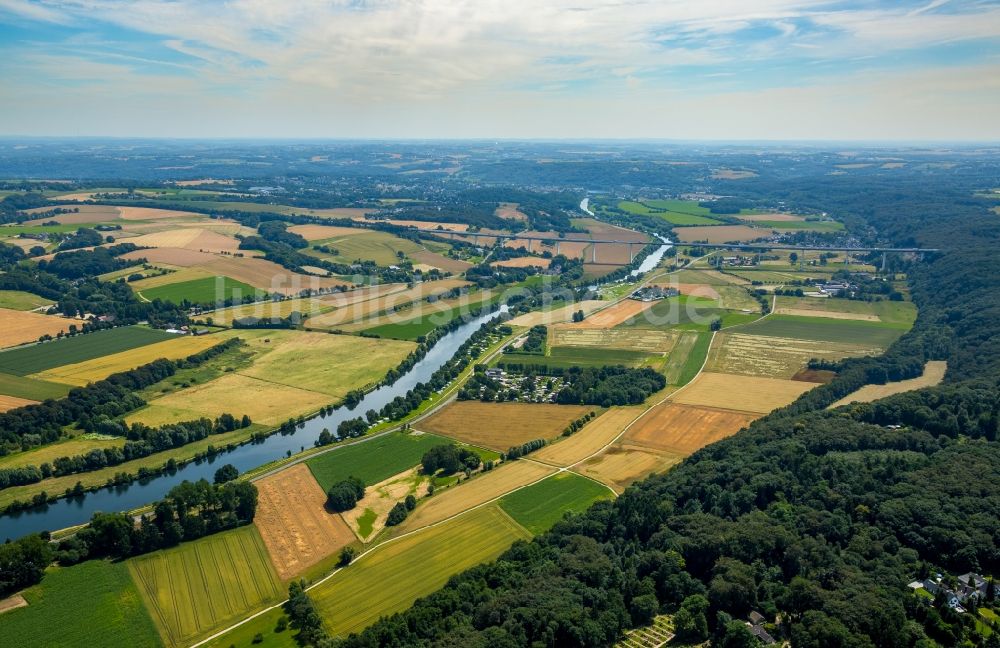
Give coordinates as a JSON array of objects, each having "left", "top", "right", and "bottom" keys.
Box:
[{"left": 338, "top": 179, "right": 1000, "bottom": 646}]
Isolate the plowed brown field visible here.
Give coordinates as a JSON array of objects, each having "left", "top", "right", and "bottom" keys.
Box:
[
  {"left": 254, "top": 464, "right": 356, "bottom": 580},
  {"left": 624, "top": 403, "right": 758, "bottom": 454}
]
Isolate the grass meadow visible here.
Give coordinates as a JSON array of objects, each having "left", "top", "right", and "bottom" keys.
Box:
[
  {"left": 140, "top": 276, "right": 265, "bottom": 305},
  {"left": 498, "top": 472, "right": 613, "bottom": 534},
  {"left": 0, "top": 560, "right": 160, "bottom": 648},
  {"left": 306, "top": 431, "right": 453, "bottom": 492},
  {"left": 310, "top": 504, "right": 531, "bottom": 636},
  {"left": 735, "top": 314, "right": 905, "bottom": 346}
]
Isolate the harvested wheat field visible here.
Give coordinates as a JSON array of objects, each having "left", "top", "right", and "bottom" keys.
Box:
[
  {"left": 0, "top": 394, "right": 37, "bottom": 413},
  {"left": 381, "top": 219, "right": 468, "bottom": 231},
  {"left": 672, "top": 225, "right": 767, "bottom": 243},
  {"left": 255, "top": 464, "right": 356, "bottom": 580},
  {"left": 341, "top": 468, "right": 428, "bottom": 541},
  {"left": 492, "top": 257, "right": 548, "bottom": 269},
  {"left": 397, "top": 460, "right": 555, "bottom": 532},
  {"left": 121, "top": 247, "right": 216, "bottom": 267},
  {"left": 418, "top": 401, "right": 594, "bottom": 451},
  {"left": 24, "top": 205, "right": 122, "bottom": 224},
  {"left": 549, "top": 326, "right": 677, "bottom": 353},
  {"left": 308, "top": 279, "right": 469, "bottom": 328},
  {"left": 30, "top": 334, "right": 227, "bottom": 386},
  {"left": 578, "top": 443, "right": 683, "bottom": 493},
  {"left": 534, "top": 407, "right": 643, "bottom": 467},
  {"left": 571, "top": 299, "right": 655, "bottom": 328},
  {"left": 671, "top": 372, "right": 815, "bottom": 414},
  {"left": 495, "top": 203, "right": 528, "bottom": 221},
  {"left": 0, "top": 309, "right": 77, "bottom": 349},
  {"left": 706, "top": 333, "right": 882, "bottom": 379},
  {"left": 410, "top": 250, "right": 472, "bottom": 273},
  {"left": 625, "top": 403, "right": 758, "bottom": 455},
  {"left": 507, "top": 300, "right": 606, "bottom": 327},
  {"left": 830, "top": 361, "right": 947, "bottom": 408},
  {"left": 653, "top": 283, "right": 720, "bottom": 300},
  {"left": 128, "top": 229, "right": 241, "bottom": 253},
  {"left": 203, "top": 256, "right": 346, "bottom": 294},
  {"left": 288, "top": 224, "right": 367, "bottom": 241},
  {"left": 117, "top": 206, "right": 204, "bottom": 220}
]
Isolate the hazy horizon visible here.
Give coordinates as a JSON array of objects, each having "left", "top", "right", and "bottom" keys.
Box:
[{"left": 1, "top": 0, "right": 999, "bottom": 140}]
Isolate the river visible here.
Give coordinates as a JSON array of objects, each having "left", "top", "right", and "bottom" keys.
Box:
[
  {"left": 0, "top": 307, "right": 507, "bottom": 541},
  {"left": 1, "top": 225, "right": 674, "bottom": 541}
]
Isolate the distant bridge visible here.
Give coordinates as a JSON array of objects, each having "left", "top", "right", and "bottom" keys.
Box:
[{"left": 426, "top": 228, "right": 939, "bottom": 268}]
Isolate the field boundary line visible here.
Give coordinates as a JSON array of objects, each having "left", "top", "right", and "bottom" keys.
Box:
[{"left": 564, "top": 330, "right": 716, "bottom": 476}]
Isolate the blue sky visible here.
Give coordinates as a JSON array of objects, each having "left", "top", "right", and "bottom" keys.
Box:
[{"left": 0, "top": 0, "right": 998, "bottom": 139}]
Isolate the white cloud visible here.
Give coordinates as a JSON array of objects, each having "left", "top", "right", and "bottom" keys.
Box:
[{"left": 1, "top": 1, "right": 999, "bottom": 137}]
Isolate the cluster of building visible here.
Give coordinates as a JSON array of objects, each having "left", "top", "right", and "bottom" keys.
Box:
[
  {"left": 721, "top": 255, "right": 759, "bottom": 267},
  {"left": 482, "top": 367, "right": 564, "bottom": 403},
  {"left": 909, "top": 572, "right": 992, "bottom": 614},
  {"left": 629, "top": 286, "right": 678, "bottom": 302}
]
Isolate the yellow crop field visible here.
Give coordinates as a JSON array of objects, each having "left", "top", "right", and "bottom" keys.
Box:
[
  {"left": 127, "top": 228, "right": 241, "bottom": 253},
  {"left": 578, "top": 443, "right": 683, "bottom": 493},
  {"left": 127, "top": 373, "right": 330, "bottom": 426},
  {"left": 128, "top": 526, "right": 283, "bottom": 648},
  {"left": 0, "top": 308, "right": 78, "bottom": 349},
  {"left": 534, "top": 407, "right": 643, "bottom": 467},
  {"left": 624, "top": 403, "right": 758, "bottom": 455},
  {"left": 310, "top": 505, "right": 530, "bottom": 637},
  {"left": 239, "top": 331, "right": 415, "bottom": 397},
  {"left": 830, "top": 361, "right": 947, "bottom": 407},
  {"left": 507, "top": 300, "right": 606, "bottom": 327},
  {"left": 572, "top": 300, "right": 655, "bottom": 328},
  {"left": 30, "top": 334, "right": 228, "bottom": 386},
  {"left": 672, "top": 225, "right": 766, "bottom": 243},
  {"left": 0, "top": 434, "right": 125, "bottom": 470},
  {"left": 706, "top": 333, "right": 881, "bottom": 379},
  {"left": 126, "top": 331, "right": 412, "bottom": 426},
  {"left": 671, "top": 372, "right": 816, "bottom": 413},
  {"left": 417, "top": 401, "right": 593, "bottom": 450},
  {"left": 396, "top": 460, "right": 555, "bottom": 532},
  {"left": 550, "top": 326, "right": 677, "bottom": 353}
]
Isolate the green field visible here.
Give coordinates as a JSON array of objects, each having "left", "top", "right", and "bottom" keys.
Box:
[
  {"left": 128, "top": 525, "right": 283, "bottom": 648},
  {"left": 764, "top": 220, "right": 844, "bottom": 232},
  {"left": 306, "top": 431, "right": 453, "bottom": 492},
  {"left": 775, "top": 295, "right": 917, "bottom": 328},
  {"left": 617, "top": 200, "right": 722, "bottom": 226},
  {"left": 0, "top": 560, "right": 160, "bottom": 648},
  {"left": 139, "top": 276, "right": 265, "bottom": 305},
  {"left": 0, "top": 326, "right": 175, "bottom": 375},
  {"left": 498, "top": 472, "right": 613, "bottom": 534},
  {"left": 734, "top": 314, "right": 905, "bottom": 346},
  {"left": 0, "top": 370, "right": 71, "bottom": 400},
  {"left": 676, "top": 331, "right": 712, "bottom": 385},
  {"left": 310, "top": 504, "right": 531, "bottom": 636},
  {"left": 201, "top": 607, "right": 296, "bottom": 648},
  {"left": 0, "top": 289, "right": 53, "bottom": 311},
  {"left": 497, "top": 346, "right": 652, "bottom": 369},
  {"left": 620, "top": 295, "right": 729, "bottom": 331},
  {"left": 306, "top": 230, "right": 426, "bottom": 266}
]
